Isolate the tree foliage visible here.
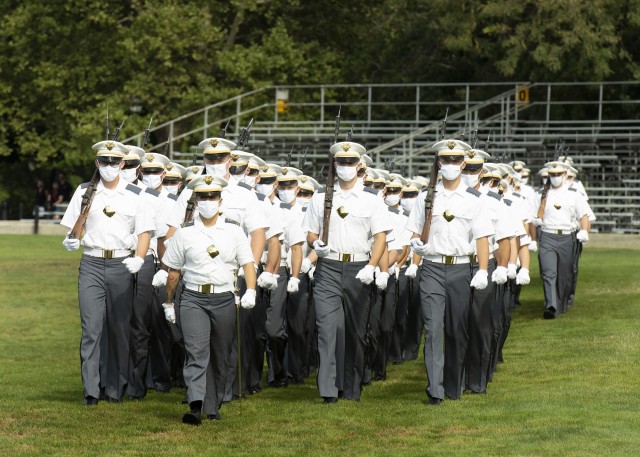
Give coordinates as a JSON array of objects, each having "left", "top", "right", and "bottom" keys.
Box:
[{"left": 1, "top": 0, "right": 640, "bottom": 210}]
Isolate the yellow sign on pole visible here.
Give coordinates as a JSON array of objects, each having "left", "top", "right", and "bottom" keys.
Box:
[
  {"left": 277, "top": 99, "right": 289, "bottom": 113},
  {"left": 516, "top": 85, "right": 529, "bottom": 105}
]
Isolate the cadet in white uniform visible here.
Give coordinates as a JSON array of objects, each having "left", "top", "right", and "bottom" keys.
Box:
[
  {"left": 162, "top": 175, "right": 257, "bottom": 425},
  {"left": 406, "top": 139, "right": 493, "bottom": 404},
  {"left": 537, "top": 161, "right": 590, "bottom": 319},
  {"left": 303, "top": 141, "right": 391, "bottom": 403},
  {"left": 61, "top": 140, "right": 154, "bottom": 405}
]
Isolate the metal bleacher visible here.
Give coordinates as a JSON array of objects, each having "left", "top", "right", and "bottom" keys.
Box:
[{"left": 122, "top": 82, "right": 640, "bottom": 233}]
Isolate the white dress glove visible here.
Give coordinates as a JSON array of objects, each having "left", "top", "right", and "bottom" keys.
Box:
[
  {"left": 308, "top": 266, "right": 316, "bottom": 280},
  {"left": 300, "top": 258, "right": 312, "bottom": 274},
  {"left": 576, "top": 230, "right": 589, "bottom": 243},
  {"left": 287, "top": 277, "right": 300, "bottom": 293},
  {"left": 375, "top": 271, "right": 389, "bottom": 290},
  {"left": 152, "top": 269, "right": 168, "bottom": 287},
  {"left": 491, "top": 266, "right": 508, "bottom": 285},
  {"left": 123, "top": 256, "right": 145, "bottom": 274},
  {"left": 63, "top": 236, "right": 80, "bottom": 252},
  {"left": 241, "top": 289, "right": 256, "bottom": 309},
  {"left": 312, "top": 240, "right": 331, "bottom": 258},
  {"left": 506, "top": 263, "right": 518, "bottom": 280},
  {"left": 409, "top": 238, "right": 429, "bottom": 257},
  {"left": 528, "top": 240, "right": 538, "bottom": 252},
  {"left": 257, "top": 271, "right": 278, "bottom": 290},
  {"left": 405, "top": 264, "right": 419, "bottom": 278},
  {"left": 516, "top": 268, "right": 530, "bottom": 285},
  {"left": 470, "top": 269, "right": 489, "bottom": 290},
  {"left": 162, "top": 303, "right": 176, "bottom": 324},
  {"left": 388, "top": 265, "right": 396, "bottom": 276},
  {"left": 355, "top": 264, "right": 376, "bottom": 285}
]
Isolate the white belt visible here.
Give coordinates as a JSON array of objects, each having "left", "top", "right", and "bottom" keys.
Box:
[
  {"left": 326, "top": 252, "right": 370, "bottom": 262},
  {"left": 185, "top": 282, "right": 235, "bottom": 294},
  {"left": 424, "top": 254, "right": 475, "bottom": 265},
  {"left": 84, "top": 248, "right": 133, "bottom": 259},
  {"left": 542, "top": 228, "right": 574, "bottom": 235}
]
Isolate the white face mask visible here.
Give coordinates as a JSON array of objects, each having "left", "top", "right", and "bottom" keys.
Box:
[
  {"left": 297, "top": 197, "right": 311, "bottom": 208},
  {"left": 278, "top": 189, "right": 296, "bottom": 204},
  {"left": 400, "top": 198, "right": 415, "bottom": 212},
  {"left": 243, "top": 175, "right": 257, "bottom": 188},
  {"left": 521, "top": 177, "right": 529, "bottom": 185},
  {"left": 356, "top": 177, "right": 364, "bottom": 186},
  {"left": 336, "top": 165, "right": 357, "bottom": 182},
  {"left": 141, "top": 174, "right": 162, "bottom": 189},
  {"left": 256, "top": 183, "right": 274, "bottom": 196},
  {"left": 461, "top": 173, "right": 479, "bottom": 188},
  {"left": 120, "top": 168, "right": 138, "bottom": 183},
  {"left": 205, "top": 162, "right": 228, "bottom": 178},
  {"left": 440, "top": 164, "right": 462, "bottom": 181},
  {"left": 550, "top": 176, "right": 564, "bottom": 187},
  {"left": 479, "top": 183, "right": 491, "bottom": 194},
  {"left": 513, "top": 172, "right": 522, "bottom": 181},
  {"left": 384, "top": 194, "right": 400, "bottom": 206},
  {"left": 228, "top": 174, "right": 244, "bottom": 184},
  {"left": 99, "top": 165, "right": 120, "bottom": 182},
  {"left": 542, "top": 177, "right": 548, "bottom": 186},
  {"left": 197, "top": 201, "right": 219, "bottom": 219},
  {"left": 164, "top": 184, "right": 179, "bottom": 195}
]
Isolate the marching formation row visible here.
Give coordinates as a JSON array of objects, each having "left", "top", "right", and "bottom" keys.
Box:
[{"left": 61, "top": 124, "right": 592, "bottom": 425}]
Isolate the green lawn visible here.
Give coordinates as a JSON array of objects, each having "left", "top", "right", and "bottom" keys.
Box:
[{"left": 1, "top": 235, "right": 639, "bottom": 456}]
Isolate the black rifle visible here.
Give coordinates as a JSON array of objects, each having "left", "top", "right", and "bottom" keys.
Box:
[
  {"left": 237, "top": 118, "right": 254, "bottom": 150},
  {"left": 321, "top": 107, "right": 340, "bottom": 245},
  {"left": 105, "top": 107, "right": 110, "bottom": 141},
  {"left": 439, "top": 107, "right": 449, "bottom": 140},
  {"left": 299, "top": 147, "right": 308, "bottom": 170},
  {"left": 142, "top": 117, "right": 153, "bottom": 147},
  {"left": 220, "top": 119, "right": 231, "bottom": 139},
  {"left": 112, "top": 118, "right": 126, "bottom": 141}
]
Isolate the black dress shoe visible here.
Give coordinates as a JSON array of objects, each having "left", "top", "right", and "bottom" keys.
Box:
[
  {"left": 428, "top": 397, "right": 442, "bottom": 405},
  {"left": 128, "top": 395, "right": 144, "bottom": 401},
  {"left": 105, "top": 396, "right": 122, "bottom": 403},
  {"left": 83, "top": 396, "right": 98, "bottom": 406},
  {"left": 182, "top": 411, "right": 201, "bottom": 426},
  {"left": 543, "top": 308, "right": 556, "bottom": 320},
  {"left": 249, "top": 385, "right": 262, "bottom": 395},
  {"left": 207, "top": 413, "right": 221, "bottom": 421},
  {"left": 322, "top": 396, "right": 338, "bottom": 404}
]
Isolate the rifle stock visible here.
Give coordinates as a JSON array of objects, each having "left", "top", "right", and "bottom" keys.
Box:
[
  {"left": 420, "top": 152, "right": 439, "bottom": 243},
  {"left": 321, "top": 108, "right": 340, "bottom": 245},
  {"left": 69, "top": 168, "right": 100, "bottom": 239}
]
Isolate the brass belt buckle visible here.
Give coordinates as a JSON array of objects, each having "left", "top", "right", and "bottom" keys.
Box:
[
  {"left": 444, "top": 256, "right": 454, "bottom": 265},
  {"left": 104, "top": 250, "right": 113, "bottom": 259},
  {"left": 341, "top": 253, "right": 351, "bottom": 262},
  {"left": 201, "top": 284, "right": 212, "bottom": 294},
  {"left": 469, "top": 254, "right": 477, "bottom": 263},
  {"left": 557, "top": 229, "right": 562, "bottom": 235}
]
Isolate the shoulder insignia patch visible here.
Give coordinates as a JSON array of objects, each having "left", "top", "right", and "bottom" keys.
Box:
[
  {"left": 256, "top": 193, "right": 266, "bottom": 201},
  {"left": 280, "top": 202, "right": 292, "bottom": 210},
  {"left": 302, "top": 207, "right": 308, "bottom": 212},
  {"left": 181, "top": 220, "right": 195, "bottom": 228},
  {"left": 503, "top": 198, "right": 513, "bottom": 206},
  {"left": 466, "top": 187, "right": 481, "bottom": 197},
  {"left": 362, "top": 187, "right": 378, "bottom": 195},
  {"left": 225, "top": 218, "right": 241, "bottom": 227},
  {"left": 387, "top": 207, "right": 400, "bottom": 214},
  {"left": 238, "top": 182, "right": 253, "bottom": 191},
  {"left": 145, "top": 187, "right": 160, "bottom": 197},
  {"left": 167, "top": 193, "right": 178, "bottom": 201},
  {"left": 403, "top": 210, "right": 411, "bottom": 217},
  {"left": 80, "top": 182, "right": 90, "bottom": 189},
  {"left": 512, "top": 192, "right": 521, "bottom": 198},
  {"left": 126, "top": 184, "right": 142, "bottom": 195},
  {"left": 487, "top": 191, "right": 502, "bottom": 200},
  {"left": 568, "top": 187, "right": 577, "bottom": 192}
]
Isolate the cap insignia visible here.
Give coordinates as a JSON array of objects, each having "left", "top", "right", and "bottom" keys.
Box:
[
  {"left": 106, "top": 142, "right": 114, "bottom": 151},
  {"left": 552, "top": 162, "right": 558, "bottom": 168},
  {"left": 447, "top": 140, "right": 456, "bottom": 150},
  {"left": 204, "top": 176, "right": 213, "bottom": 185},
  {"left": 468, "top": 150, "right": 476, "bottom": 158},
  {"left": 261, "top": 165, "right": 269, "bottom": 172},
  {"left": 342, "top": 143, "right": 351, "bottom": 152},
  {"left": 166, "top": 163, "right": 173, "bottom": 170},
  {"left": 281, "top": 167, "right": 288, "bottom": 175},
  {"left": 443, "top": 210, "right": 455, "bottom": 222},
  {"left": 231, "top": 153, "right": 239, "bottom": 161},
  {"left": 210, "top": 139, "right": 219, "bottom": 148},
  {"left": 191, "top": 166, "right": 200, "bottom": 173},
  {"left": 103, "top": 206, "right": 115, "bottom": 218},
  {"left": 300, "top": 176, "right": 307, "bottom": 183},
  {"left": 390, "top": 176, "right": 395, "bottom": 181},
  {"left": 145, "top": 154, "right": 154, "bottom": 162},
  {"left": 206, "top": 245, "right": 219, "bottom": 259}
]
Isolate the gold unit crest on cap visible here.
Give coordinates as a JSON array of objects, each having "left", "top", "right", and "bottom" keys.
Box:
[
  {"left": 342, "top": 143, "right": 351, "bottom": 152},
  {"left": 231, "top": 153, "right": 239, "bottom": 161},
  {"left": 261, "top": 165, "right": 269, "bottom": 172},
  {"left": 551, "top": 162, "right": 558, "bottom": 168},
  {"left": 145, "top": 153, "right": 154, "bottom": 162},
  {"left": 166, "top": 163, "right": 173, "bottom": 170},
  {"left": 106, "top": 142, "right": 114, "bottom": 151},
  {"left": 210, "top": 139, "right": 219, "bottom": 147},
  {"left": 468, "top": 150, "right": 476, "bottom": 158},
  {"left": 300, "top": 176, "right": 307, "bottom": 183},
  {"left": 281, "top": 167, "right": 289, "bottom": 175},
  {"left": 447, "top": 141, "right": 456, "bottom": 150},
  {"left": 204, "top": 176, "right": 213, "bottom": 185}
]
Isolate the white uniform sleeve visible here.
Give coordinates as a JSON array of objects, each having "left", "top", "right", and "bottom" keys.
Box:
[
  {"left": 405, "top": 192, "right": 425, "bottom": 235},
  {"left": 244, "top": 194, "right": 269, "bottom": 235},
  {"left": 60, "top": 184, "right": 85, "bottom": 229},
  {"left": 235, "top": 226, "right": 255, "bottom": 266},
  {"left": 134, "top": 194, "right": 156, "bottom": 235},
  {"left": 370, "top": 197, "right": 393, "bottom": 236},
  {"left": 302, "top": 193, "right": 322, "bottom": 235},
  {"left": 162, "top": 228, "right": 186, "bottom": 270}
]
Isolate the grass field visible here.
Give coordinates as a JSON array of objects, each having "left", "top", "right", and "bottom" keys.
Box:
[{"left": 1, "top": 235, "right": 639, "bottom": 456}]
